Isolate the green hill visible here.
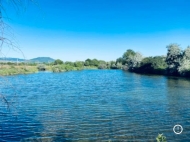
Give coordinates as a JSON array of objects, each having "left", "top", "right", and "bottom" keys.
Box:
[
  {"left": 0, "top": 57, "right": 55, "bottom": 63},
  {"left": 29, "top": 57, "right": 55, "bottom": 63},
  {"left": 0, "top": 58, "right": 25, "bottom": 62}
]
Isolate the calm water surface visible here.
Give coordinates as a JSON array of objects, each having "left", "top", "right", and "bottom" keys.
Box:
[{"left": 0, "top": 70, "right": 190, "bottom": 142}]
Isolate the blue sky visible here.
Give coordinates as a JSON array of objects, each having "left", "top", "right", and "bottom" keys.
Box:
[{"left": 3, "top": 0, "right": 190, "bottom": 61}]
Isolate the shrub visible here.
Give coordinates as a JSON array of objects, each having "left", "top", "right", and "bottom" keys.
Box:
[
  {"left": 52, "top": 65, "right": 65, "bottom": 72},
  {"left": 98, "top": 63, "right": 107, "bottom": 69},
  {"left": 65, "top": 65, "right": 74, "bottom": 71},
  {"left": 37, "top": 64, "right": 46, "bottom": 71},
  {"left": 156, "top": 134, "right": 167, "bottom": 142},
  {"left": 74, "top": 61, "right": 84, "bottom": 68},
  {"left": 65, "top": 61, "right": 74, "bottom": 66},
  {"left": 134, "top": 56, "right": 167, "bottom": 74}
]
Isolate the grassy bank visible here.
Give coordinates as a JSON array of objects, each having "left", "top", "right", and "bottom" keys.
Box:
[
  {"left": 0, "top": 65, "right": 38, "bottom": 76},
  {"left": 0, "top": 58, "right": 123, "bottom": 76},
  {"left": 0, "top": 64, "right": 100, "bottom": 76}
]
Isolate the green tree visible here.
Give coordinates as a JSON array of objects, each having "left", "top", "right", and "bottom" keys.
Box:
[
  {"left": 106, "top": 62, "right": 111, "bottom": 69},
  {"left": 98, "top": 60, "right": 107, "bottom": 69},
  {"left": 74, "top": 61, "right": 84, "bottom": 68},
  {"left": 178, "top": 46, "right": 190, "bottom": 76},
  {"left": 122, "top": 49, "right": 136, "bottom": 65},
  {"left": 84, "top": 59, "right": 91, "bottom": 66},
  {"left": 128, "top": 52, "right": 143, "bottom": 70},
  {"left": 116, "top": 62, "right": 123, "bottom": 69},
  {"left": 65, "top": 61, "right": 74, "bottom": 66},
  {"left": 183, "top": 46, "right": 190, "bottom": 60},
  {"left": 109, "top": 61, "right": 117, "bottom": 69},
  {"left": 91, "top": 59, "right": 99, "bottom": 66},
  {"left": 122, "top": 49, "right": 136, "bottom": 59},
  {"left": 166, "top": 43, "right": 182, "bottom": 75},
  {"left": 98, "top": 63, "right": 107, "bottom": 69},
  {"left": 116, "top": 57, "right": 124, "bottom": 64},
  {"left": 65, "top": 65, "right": 74, "bottom": 71},
  {"left": 137, "top": 56, "right": 167, "bottom": 74},
  {"left": 141, "top": 56, "right": 166, "bottom": 70},
  {"left": 54, "top": 59, "right": 63, "bottom": 65},
  {"left": 99, "top": 60, "right": 106, "bottom": 64}
]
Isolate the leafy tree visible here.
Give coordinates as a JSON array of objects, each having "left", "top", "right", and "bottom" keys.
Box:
[
  {"left": 65, "top": 65, "right": 74, "bottom": 71},
  {"left": 98, "top": 63, "right": 107, "bottom": 69},
  {"left": 116, "top": 62, "right": 123, "bottom": 69},
  {"left": 99, "top": 60, "right": 106, "bottom": 64},
  {"left": 166, "top": 44, "right": 182, "bottom": 75},
  {"left": 84, "top": 58, "right": 98, "bottom": 66},
  {"left": 84, "top": 59, "right": 91, "bottom": 66},
  {"left": 65, "top": 61, "right": 74, "bottom": 66},
  {"left": 91, "top": 59, "right": 99, "bottom": 66},
  {"left": 128, "top": 52, "right": 143, "bottom": 70},
  {"left": 54, "top": 59, "right": 63, "bottom": 65},
  {"left": 109, "top": 61, "right": 118, "bottom": 69},
  {"left": 122, "top": 49, "right": 136, "bottom": 65},
  {"left": 137, "top": 56, "right": 167, "bottom": 74},
  {"left": 183, "top": 46, "right": 190, "bottom": 60},
  {"left": 116, "top": 57, "right": 124, "bottom": 64},
  {"left": 178, "top": 60, "right": 190, "bottom": 76},
  {"left": 98, "top": 60, "right": 107, "bottom": 69},
  {"left": 84, "top": 60, "right": 90, "bottom": 66},
  {"left": 122, "top": 49, "right": 136, "bottom": 59},
  {"left": 142, "top": 56, "right": 166, "bottom": 69},
  {"left": 178, "top": 46, "right": 190, "bottom": 76},
  {"left": 74, "top": 61, "right": 84, "bottom": 68},
  {"left": 106, "top": 62, "right": 111, "bottom": 69}
]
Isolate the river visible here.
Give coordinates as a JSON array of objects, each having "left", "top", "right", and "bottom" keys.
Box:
[{"left": 0, "top": 70, "right": 190, "bottom": 141}]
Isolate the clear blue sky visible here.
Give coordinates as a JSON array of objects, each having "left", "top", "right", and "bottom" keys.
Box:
[{"left": 3, "top": 0, "right": 190, "bottom": 61}]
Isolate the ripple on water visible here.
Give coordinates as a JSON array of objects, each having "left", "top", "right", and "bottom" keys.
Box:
[{"left": 0, "top": 70, "right": 190, "bottom": 141}]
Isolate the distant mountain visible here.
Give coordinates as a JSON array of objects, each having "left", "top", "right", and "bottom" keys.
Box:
[
  {"left": 0, "top": 57, "right": 55, "bottom": 63},
  {"left": 29, "top": 57, "right": 55, "bottom": 63},
  {"left": 0, "top": 57, "right": 25, "bottom": 62}
]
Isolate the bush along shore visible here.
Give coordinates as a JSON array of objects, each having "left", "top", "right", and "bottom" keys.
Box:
[
  {"left": 1, "top": 43, "right": 190, "bottom": 78},
  {"left": 0, "top": 59, "right": 122, "bottom": 76},
  {"left": 116, "top": 43, "right": 190, "bottom": 78}
]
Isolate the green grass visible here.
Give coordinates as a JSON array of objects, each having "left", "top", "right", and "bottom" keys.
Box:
[
  {"left": 0, "top": 65, "right": 38, "bottom": 76},
  {"left": 0, "top": 64, "right": 99, "bottom": 76}
]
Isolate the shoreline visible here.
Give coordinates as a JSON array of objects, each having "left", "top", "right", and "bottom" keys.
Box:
[
  {"left": 0, "top": 63, "right": 189, "bottom": 79},
  {"left": 1, "top": 67, "right": 190, "bottom": 80}
]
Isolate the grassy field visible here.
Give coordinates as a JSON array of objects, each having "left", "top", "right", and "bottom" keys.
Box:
[
  {"left": 0, "top": 65, "right": 38, "bottom": 76},
  {"left": 0, "top": 64, "right": 99, "bottom": 76}
]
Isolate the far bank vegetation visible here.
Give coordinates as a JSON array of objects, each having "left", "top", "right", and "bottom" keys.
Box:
[{"left": 0, "top": 43, "right": 190, "bottom": 78}]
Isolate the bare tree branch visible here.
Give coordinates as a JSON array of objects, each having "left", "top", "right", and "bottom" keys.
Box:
[{"left": 0, "top": 0, "right": 38, "bottom": 110}]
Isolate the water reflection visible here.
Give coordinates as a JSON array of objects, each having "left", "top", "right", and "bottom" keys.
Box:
[{"left": 166, "top": 77, "right": 190, "bottom": 118}]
